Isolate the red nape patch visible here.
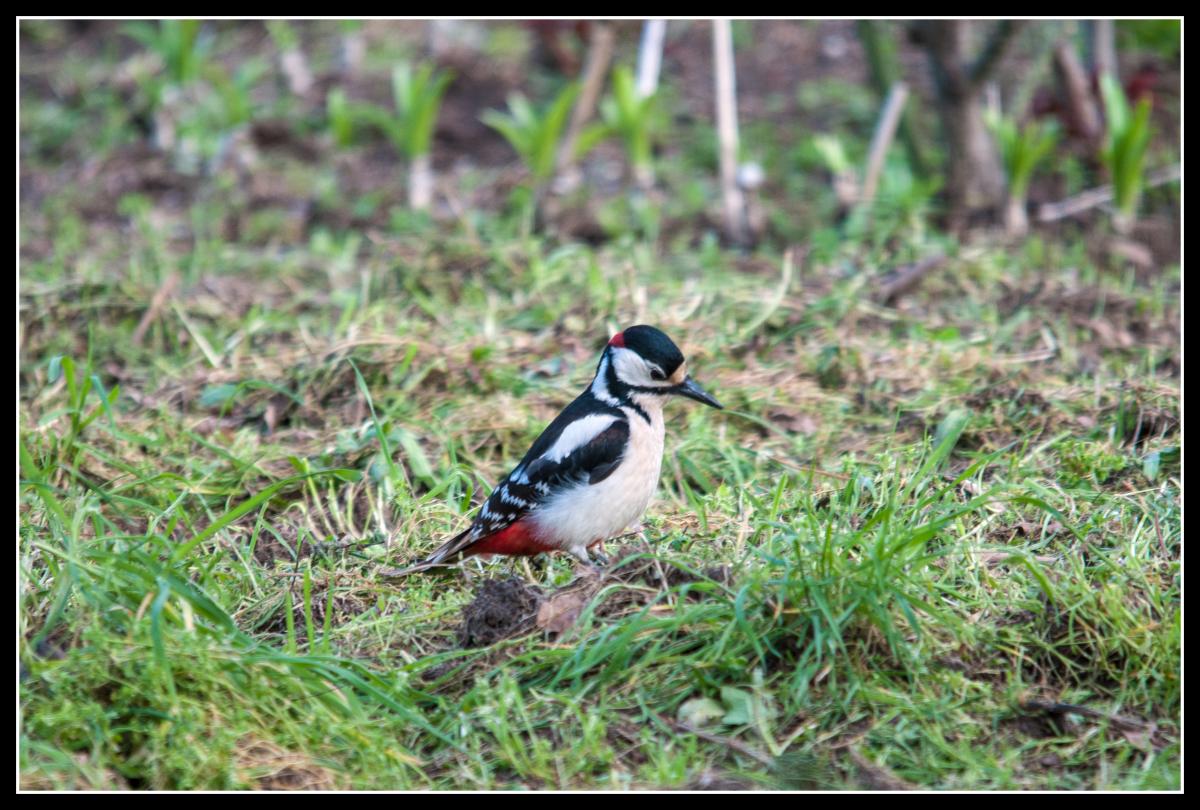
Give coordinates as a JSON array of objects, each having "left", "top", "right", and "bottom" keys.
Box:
[
  {"left": 465, "top": 521, "right": 557, "bottom": 558},
  {"left": 608, "top": 331, "right": 625, "bottom": 348}
]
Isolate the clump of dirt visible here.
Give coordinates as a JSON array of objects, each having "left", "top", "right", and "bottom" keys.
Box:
[
  {"left": 456, "top": 577, "right": 544, "bottom": 649},
  {"left": 413, "top": 547, "right": 739, "bottom": 687},
  {"left": 445, "top": 546, "right": 733, "bottom": 653}
]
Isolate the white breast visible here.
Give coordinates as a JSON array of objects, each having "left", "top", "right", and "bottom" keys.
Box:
[{"left": 530, "top": 397, "right": 665, "bottom": 555}]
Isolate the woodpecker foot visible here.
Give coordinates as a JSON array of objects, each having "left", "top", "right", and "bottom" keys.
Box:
[{"left": 588, "top": 549, "right": 610, "bottom": 567}]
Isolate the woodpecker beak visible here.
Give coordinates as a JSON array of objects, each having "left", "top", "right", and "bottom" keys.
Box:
[{"left": 674, "top": 376, "right": 722, "bottom": 409}]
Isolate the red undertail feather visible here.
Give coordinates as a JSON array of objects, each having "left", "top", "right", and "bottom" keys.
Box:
[
  {"left": 464, "top": 520, "right": 556, "bottom": 558},
  {"left": 378, "top": 520, "right": 555, "bottom": 578},
  {"left": 608, "top": 331, "right": 625, "bottom": 348}
]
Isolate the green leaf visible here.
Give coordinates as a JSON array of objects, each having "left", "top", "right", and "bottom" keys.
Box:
[
  {"left": 1143, "top": 451, "right": 1162, "bottom": 482},
  {"left": 720, "top": 686, "right": 754, "bottom": 725},
  {"left": 574, "top": 121, "right": 612, "bottom": 159},
  {"left": 1143, "top": 446, "right": 1179, "bottom": 482},
  {"left": 327, "top": 88, "right": 354, "bottom": 148},
  {"left": 199, "top": 383, "right": 240, "bottom": 410},
  {"left": 482, "top": 82, "right": 581, "bottom": 183},
  {"left": 1100, "top": 74, "right": 1154, "bottom": 219}
]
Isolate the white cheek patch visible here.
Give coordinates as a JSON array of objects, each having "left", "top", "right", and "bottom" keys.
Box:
[
  {"left": 611, "top": 347, "right": 673, "bottom": 388},
  {"left": 610, "top": 347, "right": 647, "bottom": 384}
]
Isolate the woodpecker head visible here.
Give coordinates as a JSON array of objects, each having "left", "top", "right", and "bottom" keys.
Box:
[{"left": 595, "top": 325, "right": 722, "bottom": 409}]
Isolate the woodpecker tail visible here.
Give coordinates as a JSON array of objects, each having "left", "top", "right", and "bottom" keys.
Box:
[{"left": 378, "top": 527, "right": 475, "bottom": 578}]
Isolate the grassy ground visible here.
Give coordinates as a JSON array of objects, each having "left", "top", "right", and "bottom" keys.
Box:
[{"left": 20, "top": 21, "right": 1180, "bottom": 790}]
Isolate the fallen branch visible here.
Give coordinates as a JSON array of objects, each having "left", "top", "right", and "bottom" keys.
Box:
[
  {"left": 873, "top": 254, "right": 948, "bottom": 305},
  {"left": 1037, "top": 164, "right": 1180, "bottom": 223},
  {"left": 1020, "top": 699, "right": 1152, "bottom": 732}
]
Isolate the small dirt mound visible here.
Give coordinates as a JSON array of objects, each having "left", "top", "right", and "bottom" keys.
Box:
[
  {"left": 444, "top": 549, "right": 733, "bottom": 653},
  {"left": 456, "top": 577, "right": 543, "bottom": 649}
]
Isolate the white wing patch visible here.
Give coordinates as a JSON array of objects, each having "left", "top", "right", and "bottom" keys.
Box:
[{"left": 541, "top": 413, "right": 620, "bottom": 463}]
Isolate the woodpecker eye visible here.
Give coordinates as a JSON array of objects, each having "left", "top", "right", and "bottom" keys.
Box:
[{"left": 650, "top": 369, "right": 666, "bottom": 382}]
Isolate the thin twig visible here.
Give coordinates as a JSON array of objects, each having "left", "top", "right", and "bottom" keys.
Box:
[
  {"left": 1020, "top": 699, "right": 1152, "bottom": 732},
  {"left": 171, "top": 301, "right": 222, "bottom": 368},
  {"left": 874, "top": 254, "right": 948, "bottom": 305},
  {"left": 132, "top": 271, "right": 181, "bottom": 346},
  {"left": 556, "top": 22, "right": 616, "bottom": 178},
  {"left": 1037, "top": 164, "right": 1180, "bottom": 223},
  {"left": 670, "top": 718, "right": 775, "bottom": 768},
  {"left": 859, "top": 82, "right": 909, "bottom": 206}
]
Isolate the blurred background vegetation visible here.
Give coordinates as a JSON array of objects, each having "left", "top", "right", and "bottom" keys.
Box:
[{"left": 19, "top": 19, "right": 1180, "bottom": 791}]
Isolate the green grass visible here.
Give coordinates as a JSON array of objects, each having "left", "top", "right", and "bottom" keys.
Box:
[{"left": 20, "top": 20, "right": 1180, "bottom": 791}]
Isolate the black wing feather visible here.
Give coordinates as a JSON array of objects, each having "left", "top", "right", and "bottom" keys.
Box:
[
  {"left": 476, "top": 417, "right": 630, "bottom": 532},
  {"left": 402, "top": 389, "right": 629, "bottom": 569}
]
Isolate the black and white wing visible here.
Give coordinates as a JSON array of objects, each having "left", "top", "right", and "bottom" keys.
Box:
[
  {"left": 403, "top": 398, "right": 630, "bottom": 569},
  {"left": 475, "top": 410, "right": 630, "bottom": 534}
]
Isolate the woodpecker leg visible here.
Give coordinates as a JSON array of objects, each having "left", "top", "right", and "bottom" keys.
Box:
[
  {"left": 585, "top": 537, "right": 610, "bottom": 567},
  {"left": 463, "top": 556, "right": 487, "bottom": 583},
  {"left": 519, "top": 557, "right": 536, "bottom": 580},
  {"left": 568, "top": 545, "right": 603, "bottom": 579},
  {"left": 522, "top": 555, "right": 556, "bottom": 590}
]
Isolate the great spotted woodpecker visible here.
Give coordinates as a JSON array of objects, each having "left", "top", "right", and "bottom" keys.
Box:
[{"left": 392, "top": 325, "right": 721, "bottom": 575}]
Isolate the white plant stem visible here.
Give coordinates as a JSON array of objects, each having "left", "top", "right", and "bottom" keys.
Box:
[
  {"left": 860, "top": 82, "right": 909, "bottom": 206},
  {"left": 408, "top": 153, "right": 434, "bottom": 211},
  {"left": 636, "top": 20, "right": 667, "bottom": 98},
  {"left": 713, "top": 20, "right": 747, "bottom": 244}
]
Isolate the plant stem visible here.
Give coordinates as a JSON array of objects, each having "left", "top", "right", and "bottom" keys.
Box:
[
  {"left": 408, "top": 153, "right": 434, "bottom": 211},
  {"left": 712, "top": 20, "right": 748, "bottom": 245}
]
